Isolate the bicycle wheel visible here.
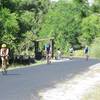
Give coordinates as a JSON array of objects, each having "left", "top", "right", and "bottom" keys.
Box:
[
  {"left": 86, "top": 55, "right": 89, "bottom": 61},
  {"left": 1, "top": 58, "right": 7, "bottom": 75}
]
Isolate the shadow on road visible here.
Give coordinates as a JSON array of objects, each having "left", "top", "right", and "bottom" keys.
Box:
[{"left": 0, "top": 72, "right": 21, "bottom": 76}]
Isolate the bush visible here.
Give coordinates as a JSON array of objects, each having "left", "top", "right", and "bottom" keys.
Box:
[{"left": 74, "top": 50, "right": 84, "bottom": 57}]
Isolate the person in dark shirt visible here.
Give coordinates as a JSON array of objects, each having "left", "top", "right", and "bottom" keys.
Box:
[
  {"left": 84, "top": 45, "right": 89, "bottom": 61},
  {"left": 45, "top": 43, "right": 51, "bottom": 64}
]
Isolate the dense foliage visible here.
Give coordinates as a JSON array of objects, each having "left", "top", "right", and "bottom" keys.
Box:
[
  {"left": 80, "top": 14, "right": 100, "bottom": 45},
  {"left": 39, "top": 0, "right": 90, "bottom": 50},
  {"left": 0, "top": 0, "right": 100, "bottom": 56},
  {"left": 0, "top": 0, "right": 50, "bottom": 55}
]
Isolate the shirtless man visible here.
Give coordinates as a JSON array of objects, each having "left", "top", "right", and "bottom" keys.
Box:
[{"left": 0, "top": 44, "right": 9, "bottom": 75}]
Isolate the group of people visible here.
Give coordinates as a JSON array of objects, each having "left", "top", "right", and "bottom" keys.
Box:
[
  {"left": 0, "top": 42, "right": 89, "bottom": 75},
  {"left": 0, "top": 44, "right": 9, "bottom": 75},
  {"left": 45, "top": 42, "right": 89, "bottom": 63}
]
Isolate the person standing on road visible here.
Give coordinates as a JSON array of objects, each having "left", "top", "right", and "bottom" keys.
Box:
[{"left": 0, "top": 44, "right": 9, "bottom": 75}]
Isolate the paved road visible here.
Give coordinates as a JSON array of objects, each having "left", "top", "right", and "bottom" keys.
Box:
[{"left": 0, "top": 58, "right": 99, "bottom": 100}]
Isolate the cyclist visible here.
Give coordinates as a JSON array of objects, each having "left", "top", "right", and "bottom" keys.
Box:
[
  {"left": 69, "top": 47, "right": 74, "bottom": 60},
  {"left": 45, "top": 43, "right": 51, "bottom": 64},
  {"left": 56, "top": 48, "right": 61, "bottom": 60},
  {"left": 0, "top": 44, "right": 9, "bottom": 75},
  {"left": 84, "top": 45, "right": 89, "bottom": 61}
]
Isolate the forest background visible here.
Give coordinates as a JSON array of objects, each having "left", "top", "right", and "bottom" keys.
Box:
[{"left": 0, "top": 0, "right": 100, "bottom": 58}]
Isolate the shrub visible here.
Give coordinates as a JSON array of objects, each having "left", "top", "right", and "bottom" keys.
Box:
[{"left": 74, "top": 50, "right": 84, "bottom": 57}]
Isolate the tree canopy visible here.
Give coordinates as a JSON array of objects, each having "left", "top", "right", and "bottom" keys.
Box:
[
  {"left": 0, "top": 0, "right": 100, "bottom": 55},
  {"left": 0, "top": 0, "right": 50, "bottom": 55},
  {"left": 39, "top": 0, "right": 90, "bottom": 50}
]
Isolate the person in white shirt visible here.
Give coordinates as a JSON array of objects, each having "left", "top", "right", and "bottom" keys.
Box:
[
  {"left": 56, "top": 48, "right": 61, "bottom": 60},
  {"left": 69, "top": 47, "right": 74, "bottom": 60}
]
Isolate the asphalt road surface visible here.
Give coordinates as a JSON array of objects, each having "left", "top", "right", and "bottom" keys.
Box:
[{"left": 0, "top": 58, "right": 99, "bottom": 100}]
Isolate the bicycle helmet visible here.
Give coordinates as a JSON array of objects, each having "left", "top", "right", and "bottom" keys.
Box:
[{"left": 1, "top": 44, "right": 7, "bottom": 48}]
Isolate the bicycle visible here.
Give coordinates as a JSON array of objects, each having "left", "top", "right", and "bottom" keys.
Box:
[
  {"left": 46, "top": 53, "right": 51, "bottom": 64},
  {"left": 69, "top": 52, "right": 73, "bottom": 60},
  {"left": 85, "top": 54, "right": 89, "bottom": 61},
  {"left": 1, "top": 56, "right": 8, "bottom": 75}
]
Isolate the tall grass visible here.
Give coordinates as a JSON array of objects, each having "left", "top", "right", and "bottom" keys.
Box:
[{"left": 90, "top": 37, "right": 100, "bottom": 58}]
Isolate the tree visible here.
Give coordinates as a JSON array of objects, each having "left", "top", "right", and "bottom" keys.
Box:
[
  {"left": 0, "top": 8, "right": 19, "bottom": 46},
  {"left": 17, "top": 31, "right": 37, "bottom": 55},
  {"left": 0, "top": 0, "right": 50, "bottom": 55},
  {"left": 79, "top": 14, "right": 100, "bottom": 45},
  {"left": 91, "top": 0, "right": 100, "bottom": 13},
  {"left": 73, "top": 0, "right": 90, "bottom": 17},
  {"left": 39, "top": 1, "right": 89, "bottom": 50},
  {"left": 18, "top": 11, "right": 36, "bottom": 33}
]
